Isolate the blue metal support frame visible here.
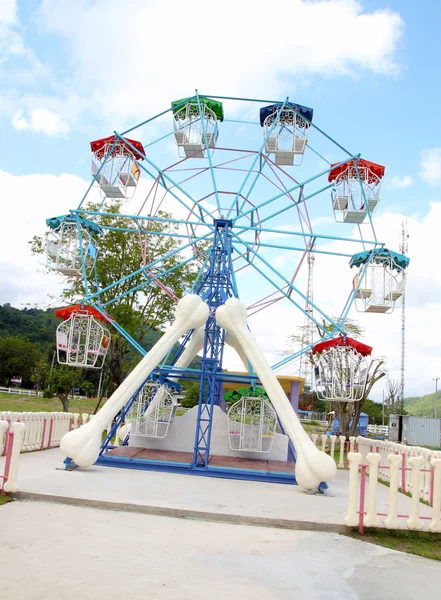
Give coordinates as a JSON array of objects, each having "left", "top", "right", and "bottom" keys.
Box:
[{"left": 192, "top": 219, "right": 236, "bottom": 468}]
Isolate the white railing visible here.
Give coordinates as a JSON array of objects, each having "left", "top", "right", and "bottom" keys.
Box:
[
  {"left": 0, "top": 411, "right": 91, "bottom": 453},
  {"left": 345, "top": 451, "right": 441, "bottom": 533},
  {"left": 367, "top": 424, "right": 389, "bottom": 436},
  {"left": 0, "top": 387, "right": 89, "bottom": 399}
]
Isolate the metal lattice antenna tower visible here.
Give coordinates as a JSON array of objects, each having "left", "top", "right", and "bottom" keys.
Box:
[
  {"left": 399, "top": 219, "right": 409, "bottom": 414},
  {"left": 298, "top": 252, "right": 316, "bottom": 391}
]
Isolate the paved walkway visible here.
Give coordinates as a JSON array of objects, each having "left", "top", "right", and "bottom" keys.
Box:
[
  {"left": 1, "top": 500, "right": 440, "bottom": 600},
  {"left": 0, "top": 448, "right": 434, "bottom": 529}
]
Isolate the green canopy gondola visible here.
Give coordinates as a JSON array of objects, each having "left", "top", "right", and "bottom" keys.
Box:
[
  {"left": 224, "top": 386, "right": 268, "bottom": 403},
  {"left": 171, "top": 97, "right": 224, "bottom": 122}
]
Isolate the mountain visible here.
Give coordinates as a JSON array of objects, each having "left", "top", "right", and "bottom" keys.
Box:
[{"left": 403, "top": 393, "right": 441, "bottom": 417}]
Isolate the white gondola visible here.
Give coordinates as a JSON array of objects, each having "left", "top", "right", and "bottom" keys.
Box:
[
  {"left": 46, "top": 220, "right": 98, "bottom": 277},
  {"left": 56, "top": 308, "right": 111, "bottom": 369},
  {"left": 173, "top": 101, "right": 219, "bottom": 159},
  {"left": 330, "top": 159, "right": 384, "bottom": 224},
  {"left": 314, "top": 346, "right": 369, "bottom": 402},
  {"left": 90, "top": 135, "right": 143, "bottom": 199},
  {"left": 227, "top": 396, "right": 277, "bottom": 452},
  {"left": 353, "top": 256, "right": 406, "bottom": 314},
  {"left": 127, "top": 383, "right": 177, "bottom": 439},
  {"left": 261, "top": 104, "right": 312, "bottom": 166}
]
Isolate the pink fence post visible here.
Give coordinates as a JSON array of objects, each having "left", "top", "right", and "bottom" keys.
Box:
[
  {"left": 430, "top": 466, "right": 435, "bottom": 508},
  {"left": 69, "top": 416, "right": 73, "bottom": 432},
  {"left": 47, "top": 417, "right": 54, "bottom": 449},
  {"left": 358, "top": 464, "right": 367, "bottom": 533},
  {"left": 40, "top": 419, "right": 47, "bottom": 451},
  {"left": 401, "top": 452, "right": 406, "bottom": 493}
]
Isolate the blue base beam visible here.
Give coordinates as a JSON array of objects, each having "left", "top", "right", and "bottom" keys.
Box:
[{"left": 96, "top": 454, "right": 297, "bottom": 485}]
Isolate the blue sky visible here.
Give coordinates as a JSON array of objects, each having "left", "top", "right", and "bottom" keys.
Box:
[{"left": 1, "top": 0, "right": 441, "bottom": 399}]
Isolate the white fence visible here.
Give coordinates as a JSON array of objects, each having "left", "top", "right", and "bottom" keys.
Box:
[
  {"left": 356, "top": 436, "right": 441, "bottom": 502},
  {"left": 0, "top": 412, "right": 90, "bottom": 454},
  {"left": 366, "top": 424, "right": 389, "bottom": 437},
  {"left": 345, "top": 450, "right": 441, "bottom": 533}
]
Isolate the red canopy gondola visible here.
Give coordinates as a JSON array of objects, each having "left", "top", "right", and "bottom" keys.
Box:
[
  {"left": 328, "top": 159, "right": 385, "bottom": 183},
  {"left": 311, "top": 336, "right": 372, "bottom": 357},
  {"left": 55, "top": 305, "right": 113, "bottom": 323},
  {"left": 90, "top": 135, "right": 145, "bottom": 161}
]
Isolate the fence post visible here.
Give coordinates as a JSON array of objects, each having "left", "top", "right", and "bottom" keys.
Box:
[
  {"left": 385, "top": 454, "right": 403, "bottom": 529},
  {"left": 310, "top": 433, "right": 318, "bottom": 447},
  {"left": 0, "top": 420, "right": 8, "bottom": 456},
  {"left": 406, "top": 456, "right": 425, "bottom": 531},
  {"left": 401, "top": 451, "right": 406, "bottom": 493},
  {"left": 321, "top": 434, "right": 327, "bottom": 453},
  {"left": 338, "top": 435, "right": 346, "bottom": 468},
  {"left": 349, "top": 436, "right": 356, "bottom": 453},
  {"left": 344, "top": 452, "right": 362, "bottom": 527},
  {"left": 364, "top": 453, "right": 380, "bottom": 527},
  {"left": 429, "top": 458, "right": 441, "bottom": 533},
  {"left": 358, "top": 464, "right": 368, "bottom": 533},
  {"left": 329, "top": 435, "right": 337, "bottom": 460},
  {"left": 3, "top": 422, "right": 26, "bottom": 493}
]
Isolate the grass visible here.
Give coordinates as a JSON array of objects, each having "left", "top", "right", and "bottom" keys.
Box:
[
  {"left": 345, "top": 528, "right": 441, "bottom": 561},
  {"left": 0, "top": 392, "right": 99, "bottom": 415},
  {"left": 0, "top": 494, "right": 13, "bottom": 507}
]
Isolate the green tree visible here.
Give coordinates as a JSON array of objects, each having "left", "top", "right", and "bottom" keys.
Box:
[
  {"left": 31, "top": 359, "right": 50, "bottom": 395},
  {"left": 47, "top": 366, "right": 80, "bottom": 412},
  {"left": 180, "top": 381, "right": 200, "bottom": 408},
  {"left": 283, "top": 318, "right": 385, "bottom": 436},
  {"left": 0, "top": 336, "right": 45, "bottom": 386},
  {"left": 30, "top": 201, "right": 201, "bottom": 392}
]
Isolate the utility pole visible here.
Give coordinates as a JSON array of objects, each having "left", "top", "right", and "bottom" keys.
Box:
[
  {"left": 399, "top": 220, "right": 409, "bottom": 414},
  {"left": 298, "top": 251, "right": 315, "bottom": 394},
  {"left": 433, "top": 377, "right": 439, "bottom": 419}
]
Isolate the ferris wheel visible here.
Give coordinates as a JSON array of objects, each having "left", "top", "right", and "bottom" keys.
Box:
[{"left": 46, "top": 92, "right": 409, "bottom": 487}]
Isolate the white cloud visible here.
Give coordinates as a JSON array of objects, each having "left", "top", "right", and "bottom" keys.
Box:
[
  {"left": 11, "top": 108, "right": 70, "bottom": 138},
  {"left": 0, "top": 0, "right": 17, "bottom": 25},
  {"left": 420, "top": 148, "right": 441, "bottom": 184},
  {"left": 391, "top": 175, "right": 414, "bottom": 188},
  {"left": 38, "top": 0, "right": 404, "bottom": 125}
]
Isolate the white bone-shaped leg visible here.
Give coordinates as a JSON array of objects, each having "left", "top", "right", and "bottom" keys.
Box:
[
  {"left": 225, "top": 330, "right": 248, "bottom": 370},
  {"left": 216, "top": 298, "right": 336, "bottom": 490},
  {"left": 60, "top": 295, "right": 209, "bottom": 467}
]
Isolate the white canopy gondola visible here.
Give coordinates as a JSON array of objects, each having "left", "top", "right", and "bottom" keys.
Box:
[
  {"left": 350, "top": 248, "right": 409, "bottom": 314},
  {"left": 171, "top": 97, "right": 223, "bottom": 158},
  {"left": 90, "top": 135, "right": 144, "bottom": 199},
  {"left": 312, "top": 336, "right": 372, "bottom": 402},
  {"left": 260, "top": 102, "right": 313, "bottom": 166},
  {"left": 55, "top": 304, "right": 112, "bottom": 369},
  {"left": 126, "top": 382, "right": 177, "bottom": 439},
  {"left": 227, "top": 395, "right": 277, "bottom": 452},
  {"left": 46, "top": 215, "right": 100, "bottom": 277},
  {"left": 329, "top": 158, "right": 385, "bottom": 224}
]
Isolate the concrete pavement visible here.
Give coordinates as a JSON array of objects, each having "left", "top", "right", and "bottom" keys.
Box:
[
  {"left": 1, "top": 448, "right": 433, "bottom": 530},
  {"left": 1, "top": 500, "right": 440, "bottom": 600}
]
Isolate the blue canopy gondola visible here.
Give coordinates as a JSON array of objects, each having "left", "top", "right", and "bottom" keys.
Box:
[
  {"left": 350, "top": 248, "right": 410, "bottom": 271},
  {"left": 259, "top": 102, "right": 313, "bottom": 127},
  {"left": 46, "top": 215, "right": 103, "bottom": 236}
]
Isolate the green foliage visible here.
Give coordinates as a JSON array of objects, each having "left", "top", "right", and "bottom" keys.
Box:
[
  {"left": 181, "top": 381, "right": 200, "bottom": 408},
  {"left": 0, "top": 336, "right": 45, "bottom": 387},
  {"left": 403, "top": 393, "right": 441, "bottom": 417},
  {"left": 48, "top": 366, "right": 81, "bottom": 411},
  {"left": 362, "top": 398, "right": 385, "bottom": 425},
  {"left": 0, "top": 304, "right": 59, "bottom": 356}
]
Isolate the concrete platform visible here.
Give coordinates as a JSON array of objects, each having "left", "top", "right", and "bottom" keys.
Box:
[
  {"left": 1, "top": 448, "right": 434, "bottom": 531},
  {"left": 1, "top": 501, "right": 441, "bottom": 600}
]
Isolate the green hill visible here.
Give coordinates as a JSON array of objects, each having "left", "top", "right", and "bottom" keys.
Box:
[{"left": 403, "top": 393, "right": 441, "bottom": 417}]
